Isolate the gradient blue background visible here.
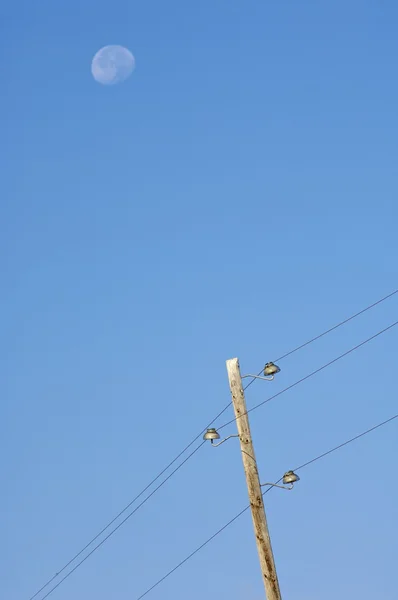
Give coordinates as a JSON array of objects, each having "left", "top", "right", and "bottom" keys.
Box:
[{"left": 2, "top": 1, "right": 397, "bottom": 599}]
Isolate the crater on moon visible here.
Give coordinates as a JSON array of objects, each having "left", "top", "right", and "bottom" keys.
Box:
[{"left": 91, "top": 45, "right": 135, "bottom": 85}]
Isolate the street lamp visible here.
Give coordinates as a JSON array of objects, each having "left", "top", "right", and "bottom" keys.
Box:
[
  {"left": 261, "top": 471, "right": 300, "bottom": 491},
  {"left": 283, "top": 470, "right": 300, "bottom": 485},
  {"left": 203, "top": 428, "right": 220, "bottom": 442},
  {"left": 263, "top": 362, "right": 281, "bottom": 377},
  {"left": 241, "top": 362, "right": 281, "bottom": 382},
  {"left": 203, "top": 428, "right": 239, "bottom": 447}
]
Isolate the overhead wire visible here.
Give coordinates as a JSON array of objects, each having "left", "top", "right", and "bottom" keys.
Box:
[
  {"left": 30, "top": 393, "right": 246, "bottom": 600},
  {"left": 28, "top": 414, "right": 226, "bottom": 600},
  {"left": 272, "top": 288, "right": 398, "bottom": 363},
  {"left": 135, "top": 413, "right": 398, "bottom": 600},
  {"left": 33, "top": 318, "right": 397, "bottom": 600},
  {"left": 29, "top": 289, "right": 397, "bottom": 600},
  {"left": 293, "top": 413, "right": 398, "bottom": 471},
  {"left": 218, "top": 320, "right": 398, "bottom": 432},
  {"left": 35, "top": 443, "right": 205, "bottom": 600}
]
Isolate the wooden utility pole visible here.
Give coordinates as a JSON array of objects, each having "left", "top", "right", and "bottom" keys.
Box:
[{"left": 226, "top": 358, "right": 282, "bottom": 600}]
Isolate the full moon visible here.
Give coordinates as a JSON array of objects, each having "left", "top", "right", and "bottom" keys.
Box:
[{"left": 91, "top": 45, "right": 135, "bottom": 85}]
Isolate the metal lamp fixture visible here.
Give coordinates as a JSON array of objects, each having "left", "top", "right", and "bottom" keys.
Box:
[
  {"left": 283, "top": 470, "right": 300, "bottom": 485},
  {"left": 261, "top": 470, "right": 300, "bottom": 491},
  {"left": 203, "top": 428, "right": 220, "bottom": 442},
  {"left": 203, "top": 428, "right": 239, "bottom": 447},
  {"left": 263, "top": 362, "right": 281, "bottom": 377},
  {"left": 242, "top": 362, "right": 281, "bottom": 382}
]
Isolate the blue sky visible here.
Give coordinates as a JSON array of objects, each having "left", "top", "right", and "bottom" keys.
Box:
[{"left": 2, "top": 1, "right": 398, "bottom": 599}]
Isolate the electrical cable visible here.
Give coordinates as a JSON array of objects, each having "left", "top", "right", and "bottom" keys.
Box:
[
  {"left": 293, "top": 413, "right": 398, "bottom": 471},
  {"left": 36, "top": 443, "right": 205, "bottom": 600},
  {"left": 272, "top": 288, "right": 398, "bottom": 363},
  {"left": 218, "top": 320, "right": 398, "bottom": 432},
  {"left": 29, "top": 289, "right": 397, "bottom": 600},
  {"left": 34, "top": 318, "right": 397, "bottom": 600},
  {"left": 135, "top": 413, "right": 398, "bottom": 599}
]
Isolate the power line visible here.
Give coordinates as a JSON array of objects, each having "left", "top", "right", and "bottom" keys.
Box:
[
  {"left": 135, "top": 413, "right": 398, "bottom": 600},
  {"left": 36, "top": 443, "right": 205, "bottom": 600},
  {"left": 34, "top": 319, "right": 397, "bottom": 600},
  {"left": 218, "top": 320, "right": 398, "bottom": 432},
  {"left": 293, "top": 413, "right": 398, "bottom": 471},
  {"left": 228, "top": 288, "right": 397, "bottom": 395},
  {"left": 29, "top": 289, "right": 397, "bottom": 600},
  {"left": 273, "top": 288, "right": 398, "bottom": 363},
  {"left": 136, "top": 506, "right": 252, "bottom": 600},
  {"left": 29, "top": 411, "right": 235, "bottom": 600}
]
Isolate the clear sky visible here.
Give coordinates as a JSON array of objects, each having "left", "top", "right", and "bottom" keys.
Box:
[{"left": 2, "top": 1, "right": 398, "bottom": 599}]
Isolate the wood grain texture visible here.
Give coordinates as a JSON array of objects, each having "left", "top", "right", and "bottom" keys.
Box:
[{"left": 226, "top": 358, "right": 282, "bottom": 600}]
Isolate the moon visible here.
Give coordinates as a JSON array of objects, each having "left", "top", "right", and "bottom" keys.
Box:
[{"left": 91, "top": 45, "right": 135, "bottom": 85}]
